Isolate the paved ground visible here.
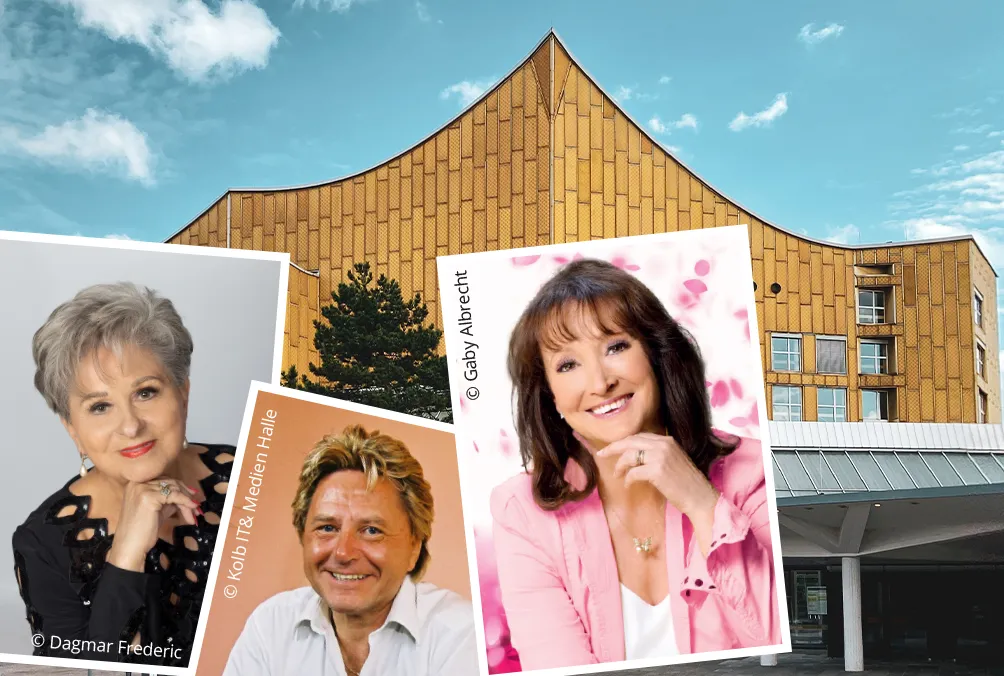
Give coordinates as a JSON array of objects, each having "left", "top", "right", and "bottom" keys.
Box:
[
  {"left": 595, "top": 652, "right": 1004, "bottom": 676},
  {"left": 1, "top": 653, "right": 1001, "bottom": 675}
]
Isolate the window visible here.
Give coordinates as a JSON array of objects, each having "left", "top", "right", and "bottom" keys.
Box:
[
  {"left": 855, "top": 264, "right": 894, "bottom": 276},
  {"left": 979, "top": 390, "right": 988, "bottom": 424},
  {"left": 977, "top": 343, "right": 986, "bottom": 378},
  {"left": 975, "top": 290, "right": 984, "bottom": 328},
  {"left": 772, "top": 386, "right": 802, "bottom": 421},
  {"left": 858, "top": 289, "right": 887, "bottom": 324},
  {"left": 817, "top": 388, "right": 847, "bottom": 422},
  {"left": 861, "top": 390, "right": 890, "bottom": 421},
  {"left": 815, "top": 336, "right": 847, "bottom": 374},
  {"left": 860, "top": 340, "right": 889, "bottom": 374},
  {"left": 771, "top": 335, "right": 801, "bottom": 371}
]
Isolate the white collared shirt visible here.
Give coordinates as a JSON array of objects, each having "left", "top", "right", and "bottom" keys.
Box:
[{"left": 223, "top": 577, "right": 479, "bottom": 676}]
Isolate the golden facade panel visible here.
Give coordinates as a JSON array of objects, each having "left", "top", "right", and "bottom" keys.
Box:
[{"left": 164, "top": 32, "right": 999, "bottom": 424}]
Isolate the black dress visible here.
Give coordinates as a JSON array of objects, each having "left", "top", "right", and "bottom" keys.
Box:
[{"left": 11, "top": 443, "right": 234, "bottom": 667}]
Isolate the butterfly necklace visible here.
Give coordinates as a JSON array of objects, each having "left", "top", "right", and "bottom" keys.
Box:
[{"left": 604, "top": 501, "right": 663, "bottom": 556}]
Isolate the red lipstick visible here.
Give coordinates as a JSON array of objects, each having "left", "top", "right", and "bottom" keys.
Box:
[{"left": 120, "top": 440, "right": 155, "bottom": 458}]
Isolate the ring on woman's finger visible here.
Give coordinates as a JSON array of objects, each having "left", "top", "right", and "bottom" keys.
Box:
[
  {"left": 159, "top": 481, "right": 172, "bottom": 497},
  {"left": 636, "top": 449, "right": 645, "bottom": 466}
]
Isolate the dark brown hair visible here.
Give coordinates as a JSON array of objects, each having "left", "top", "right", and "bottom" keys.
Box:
[{"left": 507, "top": 258, "right": 739, "bottom": 510}]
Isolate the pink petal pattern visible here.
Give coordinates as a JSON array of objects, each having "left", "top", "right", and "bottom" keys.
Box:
[
  {"left": 734, "top": 309, "right": 751, "bottom": 343},
  {"left": 695, "top": 259, "right": 710, "bottom": 276},
  {"left": 684, "top": 279, "right": 708, "bottom": 295},
  {"left": 610, "top": 255, "right": 641, "bottom": 271},
  {"left": 552, "top": 252, "right": 585, "bottom": 265},
  {"left": 730, "top": 379, "right": 743, "bottom": 398},
  {"left": 511, "top": 255, "right": 541, "bottom": 266},
  {"left": 710, "top": 380, "right": 730, "bottom": 407},
  {"left": 499, "top": 429, "right": 513, "bottom": 458}
]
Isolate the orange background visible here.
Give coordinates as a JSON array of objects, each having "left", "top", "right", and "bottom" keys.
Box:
[{"left": 195, "top": 390, "right": 471, "bottom": 676}]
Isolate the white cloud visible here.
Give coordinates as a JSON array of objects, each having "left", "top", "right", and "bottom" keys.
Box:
[
  {"left": 937, "top": 105, "right": 982, "bottom": 119},
  {"left": 989, "top": 130, "right": 1003, "bottom": 138},
  {"left": 649, "top": 113, "right": 698, "bottom": 135},
  {"left": 648, "top": 116, "right": 667, "bottom": 134},
  {"left": 11, "top": 108, "right": 154, "bottom": 184},
  {"left": 798, "top": 22, "right": 844, "bottom": 45},
  {"left": 293, "top": 0, "right": 369, "bottom": 10},
  {"left": 892, "top": 144, "right": 1004, "bottom": 271},
  {"left": 440, "top": 79, "right": 493, "bottom": 108},
  {"left": 658, "top": 75, "right": 671, "bottom": 85},
  {"left": 416, "top": 1, "right": 429, "bottom": 21},
  {"left": 104, "top": 232, "right": 134, "bottom": 239},
  {"left": 729, "top": 93, "right": 788, "bottom": 131},
  {"left": 963, "top": 150, "right": 1004, "bottom": 172},
  {"left": 826, "top": 224, "right": 859, "bottom": 244},
  {"left": 613, "top": 84, "right": 657, "bottom": 104},
  {"left": 53, "top": 0, "right": 281, "bottom": 83},
  {"left": 954, "top": 145, "right": 969, "bottom": 152},
  {"left": 953, "top": 123, "right": 992, "bottom": 134},
  {"left": 675, "top": 113, "right": 698, "bottom": 130}
]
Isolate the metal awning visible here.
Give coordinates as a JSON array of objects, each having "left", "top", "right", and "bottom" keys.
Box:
[
  {"left": 772, "top": 449, "right": 1004, "bottom": 497},
  {"left": 767, "top": 421, "right": 1004, "bottom": 498}
]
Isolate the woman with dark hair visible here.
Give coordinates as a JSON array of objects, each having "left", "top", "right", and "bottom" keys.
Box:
[{"left": 491, "top": 259, "right": 780, "bottom": 669}]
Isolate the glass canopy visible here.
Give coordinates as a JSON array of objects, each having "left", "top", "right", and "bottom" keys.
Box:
[{"left": 772, "top": 449, "right": 1004, "bottom": 498}]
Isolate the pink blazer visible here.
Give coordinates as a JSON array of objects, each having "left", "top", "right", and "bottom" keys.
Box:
[{"left": 489, "top": 435, "right": 781, "bottom": 670}]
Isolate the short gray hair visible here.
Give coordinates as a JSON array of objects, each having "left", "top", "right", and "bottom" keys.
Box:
[{"left": 32, "top": 282, "right": 194, "bottom": 419}]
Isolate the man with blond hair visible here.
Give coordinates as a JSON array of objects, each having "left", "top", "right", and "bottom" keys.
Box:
[{"left": 224, "top": 425, "right": 478, "bottom": 675}]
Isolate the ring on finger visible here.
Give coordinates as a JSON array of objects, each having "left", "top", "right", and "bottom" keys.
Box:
[
  {"left": 159, "top": 481, "right": 172, "bottom": 497},
  {"left": 636, "top": 449, "right": 645, "bottom": 466}
]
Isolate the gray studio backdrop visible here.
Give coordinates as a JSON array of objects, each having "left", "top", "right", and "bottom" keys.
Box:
[{"left": 0, "top": 237, "right": 286, "bottom": 655}]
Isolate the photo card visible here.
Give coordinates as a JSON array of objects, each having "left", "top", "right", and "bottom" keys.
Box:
[
  {"left": 0, "top": 231, "right": 289, "bottom": 675},
  {"left": 436, "top": 226, "right": 791, "bottom": 676},
  {"left": 193, "top": 382, "right": 480, "bottom": 676}
]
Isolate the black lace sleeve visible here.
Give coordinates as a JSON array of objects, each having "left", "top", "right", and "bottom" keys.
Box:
[
  {"left": 12, "top": 491, "right": 152, "bottom": 661},
  {"left": 11, "top": 443, "right": 234, "bottom": 666}
]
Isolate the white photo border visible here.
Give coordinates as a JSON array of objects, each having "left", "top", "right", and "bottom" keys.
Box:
[
  {"left": 0, "top": 231, "right": 291, "bottom": 675},
  {"left": 435, "top": 226, "right": 792, "bottom": 676},
  {"left": 188, "top": 381, "right": 464, "bottom": 673}
]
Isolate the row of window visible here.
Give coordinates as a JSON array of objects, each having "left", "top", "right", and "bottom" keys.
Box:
[
  {"left": 773, "top": 334, "right": 989, "bottom": 380},
  {"left": 773, "top": 386, "right": 991, "bottom": 423},
  {"left": 853, "top": 285, "right": 985, "bottom": 330},
  {"left": 772, "top": 386, "right": 888, "bottom": 422},
  {"left": 771, "top": 335, "right": 892, "bottom": 375}
]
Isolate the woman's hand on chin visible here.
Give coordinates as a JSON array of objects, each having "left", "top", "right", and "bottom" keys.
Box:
[
  {"left": 106, "top": 478, "right": 201, "bottom": 572},
  {"left": 596, "top": 433, "right": 720, "bottom": 519}
]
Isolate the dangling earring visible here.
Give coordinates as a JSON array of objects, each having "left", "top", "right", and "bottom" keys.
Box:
[
  {"left": 79, "top": 454, "right": 90, "bottom": 478},
  {"left": 182, "top": 437, "right": 189, "bottom": 449},
  {"left": 559, "top": 412, "right": 565, "bottom": 420}
]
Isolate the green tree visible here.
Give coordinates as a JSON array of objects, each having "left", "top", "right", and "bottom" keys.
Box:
[{"left": 281, "top": 262, "right": 452, "bottom": 422}]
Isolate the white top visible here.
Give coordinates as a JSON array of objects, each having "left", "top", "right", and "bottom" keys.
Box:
[
  {"left": 620, "top": 584, "right": 680, "bottom": 661},
  {"left": 223, "top": 576, "right": 479, "bottom": 676}
]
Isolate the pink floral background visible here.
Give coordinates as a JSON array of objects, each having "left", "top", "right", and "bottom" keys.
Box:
[{"left": 438, "top": 227, "right": 767, "bottom": 673}]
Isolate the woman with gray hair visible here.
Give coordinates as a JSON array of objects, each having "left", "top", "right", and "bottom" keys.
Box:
[{"left": 12, "top": 282, "right": 234, "bottom": 667}]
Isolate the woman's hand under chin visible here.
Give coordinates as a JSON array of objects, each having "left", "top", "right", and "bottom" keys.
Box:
[
  {"left": 105, "top": 478, "right": 202, "bottom": 572},
  {"left": 596, "top": 433, "right": 721, "bottom": 556}
]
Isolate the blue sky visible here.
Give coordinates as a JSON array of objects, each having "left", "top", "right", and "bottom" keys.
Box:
[{"left": 1, "top": 1, "right": 1003, "bottom": 356}]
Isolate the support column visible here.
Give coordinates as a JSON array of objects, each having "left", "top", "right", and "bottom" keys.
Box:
[
  {"left": 760, "top": 654, "right": 778, "bottom": 667},
  {"left": 842, "top": 556, "right": 863, "bottom": 672}
]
